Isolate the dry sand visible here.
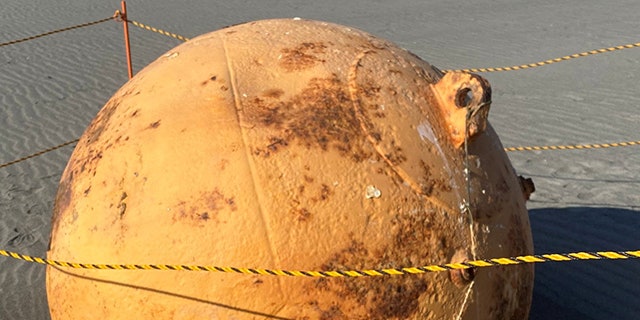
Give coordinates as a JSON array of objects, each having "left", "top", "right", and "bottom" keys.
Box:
[{"left": 1, "top": 0, "right": 639, "bottom": 319}]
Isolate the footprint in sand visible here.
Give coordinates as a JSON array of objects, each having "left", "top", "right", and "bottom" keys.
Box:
[{"left": 6, "top": 227, "right": 40, "bottom": 248}]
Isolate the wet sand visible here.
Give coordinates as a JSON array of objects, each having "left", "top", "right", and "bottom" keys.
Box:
[{"left": 1, "top": 0, "right": 639, "bottom": 318}]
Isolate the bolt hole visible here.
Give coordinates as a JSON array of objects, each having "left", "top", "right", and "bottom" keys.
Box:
[
  {"left": 461, "top": 266, "right": 475, "bottom": 282},
  {"left": 449, "top": 250, "right": 476, "bottom": 287},
  {"left": 456, "top": 88, "right": 473, "bottom": 108},
  {"left": 449, "top": 265, "right": 476, "bottom": 287}
]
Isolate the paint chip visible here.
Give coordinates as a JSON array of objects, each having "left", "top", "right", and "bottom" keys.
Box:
[
  {"left": 164, "top": 52, "right": 179, "bottom": 59},
  {"left": 365, "top": 185, "right": 381, "bottom": 199}
]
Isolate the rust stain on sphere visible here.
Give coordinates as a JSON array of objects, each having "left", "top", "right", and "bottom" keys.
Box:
[{"left": 47, "top": 19, "right": 533, "bottom": 319}]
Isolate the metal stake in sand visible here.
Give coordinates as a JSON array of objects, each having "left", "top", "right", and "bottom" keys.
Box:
[{"left": 120, "top": 0, "right": 133, "bottom": 79}]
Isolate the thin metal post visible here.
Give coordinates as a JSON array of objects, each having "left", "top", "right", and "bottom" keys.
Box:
[{"left": 121, "top": 0, "right": 133, "bottom": 79}]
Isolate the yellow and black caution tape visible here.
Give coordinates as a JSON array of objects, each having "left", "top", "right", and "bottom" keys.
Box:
[
  {"left": 504, "top": 140, "right": 640, "bottom": 152},
  {"left": 1, "top": 11, "right": 639, "bottom": 280},
  {"left": 127, "top": 20, "right": 639, "bottom": 76},
  {"left": 444, "top": 41, "right": 640, "bottom": 73},
  {"left": 1, "top": 137, "right": 638, "bottom": 170},
  {"left": 2, "top": 249, "right": 639, "bottom": 277},
  {"left": 0, "top": 15, "right": 118, "bottom": 48},
  {"left": 128, "top": 20, "right": 190, "bottom": 42},
  {"left": 1, "top": 13, "right": 638, "bottom": 167},
  {"left": 0, "top": 139, "right": 79, "bottom": 170}
]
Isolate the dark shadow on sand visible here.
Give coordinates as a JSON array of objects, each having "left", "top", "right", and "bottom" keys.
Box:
[{"left": 528, "top": 207, "right": 640, "bottom": 320}]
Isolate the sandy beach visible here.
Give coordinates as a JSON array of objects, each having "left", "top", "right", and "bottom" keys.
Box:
[{"left": 1, "top": 0, "right": 639, "bottom": 318}]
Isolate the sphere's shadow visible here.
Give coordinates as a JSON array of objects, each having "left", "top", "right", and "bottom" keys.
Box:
[{"left": 528, "top": 207, "right": 640, "bottom": 319}]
